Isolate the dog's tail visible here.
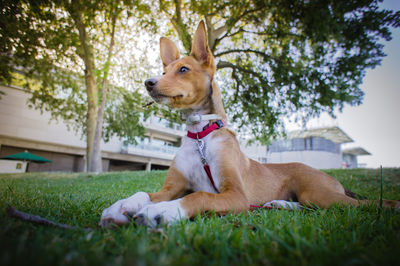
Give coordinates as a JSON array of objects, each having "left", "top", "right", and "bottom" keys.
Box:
[{"left": 344, "top": 188, "right": 367, "bottom": 200}]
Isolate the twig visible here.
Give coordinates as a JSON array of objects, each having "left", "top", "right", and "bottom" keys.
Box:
[
  {"left": 7, "top": 206, "right": 92, "bottom": 232},
  {"left": 142, "top": 101, "right": 154, "bottom": 107}
]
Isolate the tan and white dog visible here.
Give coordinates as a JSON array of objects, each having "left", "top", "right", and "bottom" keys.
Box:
[{"left": 100, "top": 21, "right": 399, "bottom": 228}]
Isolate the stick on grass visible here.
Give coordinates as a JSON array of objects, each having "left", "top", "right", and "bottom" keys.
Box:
[{"left": 7, "top": 206, "right": 92, "bottom": 232}]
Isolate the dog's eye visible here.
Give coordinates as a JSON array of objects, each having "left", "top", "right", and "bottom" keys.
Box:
[{"left": 178, "top": 66, "right": 189, "bottom": 73}]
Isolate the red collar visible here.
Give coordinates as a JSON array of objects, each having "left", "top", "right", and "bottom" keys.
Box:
[{"left": 187, "top": 120, "right": 225, "bottom": 139}]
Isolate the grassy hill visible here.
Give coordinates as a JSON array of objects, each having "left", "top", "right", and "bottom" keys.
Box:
[{"left": 0, "top": 168, "right": 399, "bottom": 266}]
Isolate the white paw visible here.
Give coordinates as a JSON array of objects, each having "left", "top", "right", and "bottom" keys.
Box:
[
  {"left": 134, "top": 199, "right": 187, "bottom": 228},
  {"left": 263, "top": 200, "right": 302, "bottom": 210},
  {"left": 100, "top": 192, "right": 152, "bottom": 228}
]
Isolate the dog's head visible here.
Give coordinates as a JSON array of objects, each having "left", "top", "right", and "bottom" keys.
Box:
[{"left": 144, "top": 21, "right": 216, "bottom": 110}]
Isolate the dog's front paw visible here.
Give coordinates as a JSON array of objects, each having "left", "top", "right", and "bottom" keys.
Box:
[
  {"left": 134, "top": 199, "right": 187, "bottom": 228},
  {"left": 263, "top": 200, "right": 302, "bottom": 210},
  {"left": 100, "top": 192, "right": 152, "bottom": 228}
]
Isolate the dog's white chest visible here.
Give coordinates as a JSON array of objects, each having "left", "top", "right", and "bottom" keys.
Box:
[{"left": 174, "top": 134, "right": 222, "bottom": 193}]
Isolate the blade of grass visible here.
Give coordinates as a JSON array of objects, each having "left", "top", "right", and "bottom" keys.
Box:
[
  {"left": 380, "top": 166, "right": 383, "bottom": 209},
  {"left": 376, "top": 166, "right": 383, "bottom": 221}
]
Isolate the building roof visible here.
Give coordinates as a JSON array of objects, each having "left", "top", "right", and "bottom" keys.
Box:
[
  {"left": 287, "top": 126, "right": 353, "bottom": 144},
  {"left": 343, "top": 147, "right": 371, "bottom": 156}
]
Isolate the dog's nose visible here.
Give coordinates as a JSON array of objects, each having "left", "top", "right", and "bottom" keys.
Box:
[{"left": 145, "top": 78, "right": 158, "bottom": 91}]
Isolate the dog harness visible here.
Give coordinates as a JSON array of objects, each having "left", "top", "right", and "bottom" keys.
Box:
[
  {"left": 187, "top": 120, "right": 225, "bottom": 193},
  {"left": 186, "top": 120, "right": 290, "bottom": 210}
]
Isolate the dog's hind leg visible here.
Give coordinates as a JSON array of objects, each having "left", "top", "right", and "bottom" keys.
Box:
[
  {"left": 298, "top": 189, "right": 359, "bottom": 209},
  {"left": 298, "top": 189, "right": 400, "bottom": 209}
]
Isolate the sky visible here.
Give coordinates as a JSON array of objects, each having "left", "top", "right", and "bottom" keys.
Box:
[{"left": 292, "top": 0, "right": 400, "bottom": 168}]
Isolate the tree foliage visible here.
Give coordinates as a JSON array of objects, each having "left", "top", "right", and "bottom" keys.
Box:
[
  {"left": 1, "top": 0, "right": 399, "bottom": 154},
  {"left": 158, "top": 0, "right": 399, "bottom": 142},
  {"left": 0, "top": 0, "right": 157, "bottom": 171}
]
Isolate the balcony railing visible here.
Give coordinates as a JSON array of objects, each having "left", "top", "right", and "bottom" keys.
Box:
[
  {"left": 132, "top": 143, "right": 179, "bottom": 155},
  {"left": 121, "top": 142, "right": 180, "bottom": 160},
  {"left": 141, "top": 115, "right": 186, "bottom": 137}
]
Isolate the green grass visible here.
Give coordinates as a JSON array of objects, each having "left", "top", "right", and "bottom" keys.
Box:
[{"left": 1, "top": 168, "right": 399, "bottom": 266}]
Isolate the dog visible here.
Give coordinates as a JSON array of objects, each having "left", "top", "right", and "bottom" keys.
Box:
[{"left": 100, "top": 21, "right": 399, "bottom": 228}]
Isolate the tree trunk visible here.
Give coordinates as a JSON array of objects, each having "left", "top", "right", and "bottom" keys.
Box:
[
  {"left": 91, "top": 87, "right": 105, "bottom": 173},
  {"left": 204, "top": 17, "right": 227, "bottom": 53},
  {"left": 69, "top": 3, "right": 119, "bottom": 173},
  {"left": 69, "top": 4, "right": 102, "bottom": 172},
  {"left": 86, "top": 74, "right": 101, "bottom": 172},
  {"left": 163, "top": 4, "right": 227, "bottom": 55},
  {"left": 91, "top": 11, "right": 118, "bottom": 173},
  {"left": 162, "top": 0, "right": 192, "bottom": 53}
]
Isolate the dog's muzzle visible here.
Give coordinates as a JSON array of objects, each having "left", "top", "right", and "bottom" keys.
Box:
[{"left": 145, "top": 78, "right": 158, "bottom": 92}]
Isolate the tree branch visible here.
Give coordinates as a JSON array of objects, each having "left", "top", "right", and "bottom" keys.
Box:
[
  {"left": 242, "top": 29, "right": 301, "bottom": 39},
  {"left": 165, "top": 0, "right": 191, "bottom": 53},
  {"left": 208, "top": 5, "right": 262, "bottom": 51},
  {"left": 214, "top": 49, "right": 270, "bottom": 58},
  {"left": 217, "top": 28, "right": 245, "bottom": 41},
  {"left": 212, "top": 7, "right": 262, "bottom": 46},
  {"left": 69, "top": 5, "right": 96, "bottom": 78},
  {"left": 234, "top": 8, "right": 260, "bottom": 23},
  {"left": 100, "top": 9, "right": 118, "bottom": 98},
  {"left": 217, "top": 60, "right": 264, "bottom": 80},
  {"left": 205, "top": 16, "right": 228, "bottom": 51},
  {"left": 232, "top": 68, "right": 240, "bottom": 103}
]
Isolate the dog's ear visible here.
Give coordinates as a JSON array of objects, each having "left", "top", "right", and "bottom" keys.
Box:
[
  {"left": 160, "top": 37, "right": 180, "bottom": 67},
  {"left": 191, "top": 21, "right": 212, "bottom": 66}
]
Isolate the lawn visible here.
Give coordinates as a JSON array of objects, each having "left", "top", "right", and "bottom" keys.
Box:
[{"left": 1, "top": 168, "right": 399, "bottom": 266}]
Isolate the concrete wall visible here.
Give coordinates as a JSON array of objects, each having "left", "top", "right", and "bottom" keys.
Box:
[
  {"left": 267, "top": 150, "right": 342, "bottom": 169},
  {"left": 0, "top": 86, "right": 86, "bottom": 148},
  {"left": 0, "top": 85, "right": 124, "bottom": 154}
]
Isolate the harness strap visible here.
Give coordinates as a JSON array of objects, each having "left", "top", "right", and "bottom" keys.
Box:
[
  {"left": 187, "top": 120, "right": 225, "bottom": 193},
  {"left": 203, "top": 164, "right": 219, "bottom": 193}
]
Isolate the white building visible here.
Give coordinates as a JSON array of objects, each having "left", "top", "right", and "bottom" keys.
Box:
[
  {"left": 267, "top": 127, "right": 370, "bottom": 169},
  {"left": 342, "top": 147, "right": 371, "bottom": 169}
]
